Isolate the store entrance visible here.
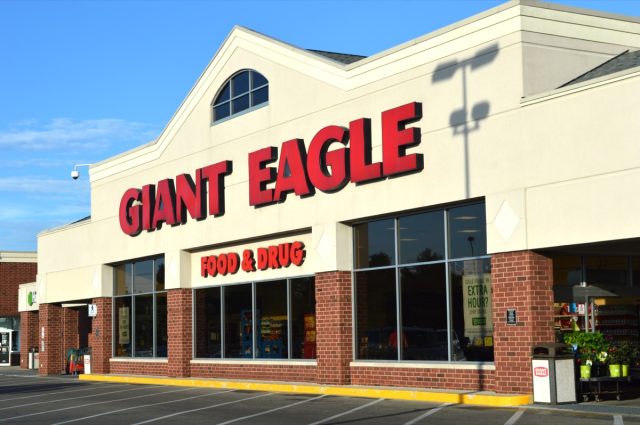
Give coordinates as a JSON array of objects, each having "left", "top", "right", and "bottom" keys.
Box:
[
  {"left": 61, "top": 303, "right": 91, "bottom": 375},
  {"left": 547, "top": 240, "right": 640, "bottom": 400},
  {"left": 0, "top": 328, "right": 12, "bottom": 366}
]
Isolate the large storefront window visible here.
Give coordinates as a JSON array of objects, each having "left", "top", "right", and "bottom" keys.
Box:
[
  {"left": 113, "top": 256, "right": 166, "bottom": 358},
  {"left": 354, "top": 202, "right": 492, "bottom": 362},
  {"left": 193, "top": 276, "right": 316, "bottom": 360},
  {"left": 224, "top": 284, "right": 253, "bottom": 358}
]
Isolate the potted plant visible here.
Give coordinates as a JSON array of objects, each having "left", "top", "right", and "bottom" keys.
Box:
[
  {"left": 578, "top": 346, "right": 595, "bottom": 378},
  {"left": 618, "top": 342, "right": 638, "bottom": 377},
  {"left": 607, "top": 345, "right": 623, "bottom": 378},
  {"left": 564, "top": 331, "right": 609, "bottom": 378}
]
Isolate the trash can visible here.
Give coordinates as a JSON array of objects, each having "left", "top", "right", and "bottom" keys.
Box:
[
  {"left": 28, "top": 347, "right": 38, "bottom": 370},
  {"left": 532, "top": 343, "right": 576, "bottom": 404}
]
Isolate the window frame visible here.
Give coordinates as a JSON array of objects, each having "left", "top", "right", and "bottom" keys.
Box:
[
  {"left": 192, "top": 274, "right": 316, "bottom": 361},
  {"left": 352, "top": 201, "right": 492, "bottom": 363},
  {"left": 112, "top": 255, "right": 167, "bottom": 359},
  {"left": 211, "top": 69, "right": 269, "bottom": 124}
]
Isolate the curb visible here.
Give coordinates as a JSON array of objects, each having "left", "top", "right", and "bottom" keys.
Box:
[{"left": 78, "top": 374, "right": 532, "bottom": 407}]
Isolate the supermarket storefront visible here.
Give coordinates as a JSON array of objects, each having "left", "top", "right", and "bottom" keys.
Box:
[{"left": 34, "top": 1, "right": 640, "bottom": 395}]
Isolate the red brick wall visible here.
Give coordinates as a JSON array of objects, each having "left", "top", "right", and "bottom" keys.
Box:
[
  {"left": 0, "top": 261, "right": 36, "bottom": 316},
  {"left": 351, "top": 366, "right": 495, "bottom": 390},
  {"left": 19, "top": 311, "right": 38, "bottom": 369},
  {"left": 89, "top": 297, "right": 112, "bottom": 374},
  {"left": 39, "top": 303, "right": 63, "bottom": 375},
  {"left": 191, "top": 363, "right": 317, "bottom": 382},
  {"left": 73, "top": 254, "right": 554, "bottom": 396},
  {"left": 315, "top": 271, "right": 352, "bottom": 384},
  {"left": 492, "top": 251, "right": 554, "bottom": 394},
  {"left": 168, "top": 289, "right": 192, "bottom": 377},
  {"left": 110, "top": 360, "right": 168, "bottom": 376}
]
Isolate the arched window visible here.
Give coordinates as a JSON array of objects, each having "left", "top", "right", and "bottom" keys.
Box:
[{"left": 212, "top": 70, "right": 268, "bottom": 123}]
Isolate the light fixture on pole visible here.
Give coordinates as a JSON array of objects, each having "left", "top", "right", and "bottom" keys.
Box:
[{"left": 71, "top": 164, "right": 92, "bottom": 180}]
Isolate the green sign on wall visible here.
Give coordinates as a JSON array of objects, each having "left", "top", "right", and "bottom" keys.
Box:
[{"left": 27, "top": 291, "right": 37, "bottom": 307}]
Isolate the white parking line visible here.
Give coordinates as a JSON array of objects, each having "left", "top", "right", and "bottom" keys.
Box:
[
  {"left": 0, "top": 383, "right": 118, "bottom": 402},
  {"left": 216, "top": 394, "right": 326, "bottom": 425},
  {"left": 307, "top": 398, "right": 385, "bottom": 425},
  {"left": 504, "top": 409, "right": 525, "bottom": 425},
  {"left": 0, "top": 377, "right": 27, "bottom": 382},
  {"left": 52, "top": 389, "right": 237, "bottom": 425},
  {"left": 403, "top": 403, "right": 453, "bottom": 425},
  {"left": 0, "top": 386, "right": 190, "bottom": 422},
  {"left": 614, "top": 415, "right": 624, "bottom": 425},
  {"left": 0, "top": 384, "right": 153, "bottom": 411},
  {"left": 132, "top": 392, "right": 274, "bottom": 425},
  {"left": 0, "top": 378, "right": 41, "bottom": 387}
]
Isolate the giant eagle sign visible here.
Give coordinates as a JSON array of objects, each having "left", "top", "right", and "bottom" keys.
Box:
[{"left": 119, "top": 102, "right": 423, "bottom": 236}]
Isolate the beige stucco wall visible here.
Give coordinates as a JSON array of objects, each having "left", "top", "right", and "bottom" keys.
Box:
[
  {"left": 0, "top": 252, "right": 36, "bottom": 264},
  {"left": 37, "top": 0, "right": 640, "bottom": 304},
  {"left": 18, "top": 282, "right": 38, "bottom": 312}
]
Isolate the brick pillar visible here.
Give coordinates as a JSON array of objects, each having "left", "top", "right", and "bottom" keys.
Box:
[
  {"left": 39, "top": 303, "right": 63, "bottom": 375},
  {"left": 168, "top": 289, "right": 192, "bottom": 377},
  {"left": 19, "top": 311, "right": 39, "bottom": 369},
  {"left": 315, "top": 271, "right": 352, "bottom": 385},
  {"left": 492, "top": 251, "right": 554, "bottom": 394},
  {"left": 88, "top": 297, "right": 112, "bottom": 374},
  {"left": 63, "top": 308, "right": 80, "bottom": 372}
]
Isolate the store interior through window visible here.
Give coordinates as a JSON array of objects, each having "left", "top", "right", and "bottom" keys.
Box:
[
  {"left": 354, "top": 202, "right": 492, "bottom": 363},
  {"left": 113, "top": 256, "right": 166, "bottom": 358},
  {"left": 193, "top": 276, "right": 316, "bottom": 360}
]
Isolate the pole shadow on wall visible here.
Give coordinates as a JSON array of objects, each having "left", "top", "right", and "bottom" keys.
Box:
[
  {"left": 432, "top": 44, "right": 498, "bottom": 392},
  {"left": 431, "top": 43, "right": 498, "bottom": 200}
]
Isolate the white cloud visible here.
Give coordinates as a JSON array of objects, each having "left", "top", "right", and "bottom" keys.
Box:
[
  {"left": 0, "top": 118, "right": 158, "bottom": 151},
  {"left": 0, "top": 206, "right": 28, "bottom": 221},
  {"left": 0, "top": 176, "right": 87, "bottom": 194},
  {"left": 0, "top": 158, "right": 83, "bottom": 168}
]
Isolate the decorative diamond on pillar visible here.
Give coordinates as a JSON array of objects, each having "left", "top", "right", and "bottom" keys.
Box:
[
  {"left": 315, "top": 229, "right": 331, "bottom": 262},
  {"left": 494, "top": 201, "right": 519, "bottom": 241}
]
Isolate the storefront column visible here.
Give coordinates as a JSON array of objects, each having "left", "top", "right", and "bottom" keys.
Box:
[
  {"left": 315, "top": 271, "right": 352, "bottom": 385},
  {"left": 39, "top": 303, "right": 63, "bottom": 375},
  {"left": 168, "top": 289, "right": 192, "bottom": 377},
  {"left": 491, "top": 251, "right": 554, "bottom": 394},
  {"left": 19, "top": 311, "right": 38, "bottom": 369},
  {"left": 89, "top": 297, "right": 112, "bottom": 374}
]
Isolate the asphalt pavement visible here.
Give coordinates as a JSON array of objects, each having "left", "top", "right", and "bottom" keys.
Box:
[{"left": 0, "top": 367, "right": 638, "bottom": 425}]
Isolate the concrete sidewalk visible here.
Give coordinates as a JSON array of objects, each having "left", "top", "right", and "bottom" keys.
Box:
[{"left": 0, "top": 365, "right": 77, "bottom": 378}]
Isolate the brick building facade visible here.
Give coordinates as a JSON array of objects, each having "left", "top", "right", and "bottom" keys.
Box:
[
  {"left": 0, "top": 251, "right": 37, "bottom": 367},
  {"left": 33, "top": 1, "right": 640, "bottom": 398}
]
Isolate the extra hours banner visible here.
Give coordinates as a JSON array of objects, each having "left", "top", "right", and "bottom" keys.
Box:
[{"left": 462, "top": 274, "right": 492, "bottom": 346}]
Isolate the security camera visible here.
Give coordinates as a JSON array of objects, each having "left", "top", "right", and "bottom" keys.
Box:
[{"left": 71, "top": 163, "right": 91, "bottom": 180}]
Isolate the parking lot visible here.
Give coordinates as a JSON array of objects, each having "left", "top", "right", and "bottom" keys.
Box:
[{"left": 0, "top": 373, "right": 639, "bottom": 424}]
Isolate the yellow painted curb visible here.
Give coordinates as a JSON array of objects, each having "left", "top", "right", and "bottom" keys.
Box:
[{"left": 79, "top": 374, "right": 532, "bottom": 407}]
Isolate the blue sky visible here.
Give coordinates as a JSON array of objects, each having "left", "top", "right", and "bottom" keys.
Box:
[{"left": 1, "top": 0, "right": 638, "bottom": 252}]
